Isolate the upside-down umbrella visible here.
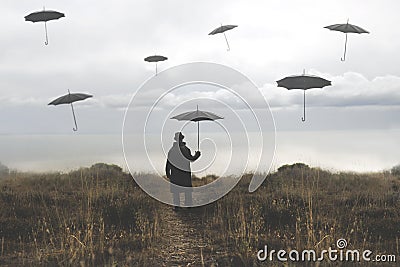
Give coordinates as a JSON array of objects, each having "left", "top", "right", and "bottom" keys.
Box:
[
  {"left": 209, "top": 24, "right": 238, "bottom": 51},
  {"left": 171, "top": 106, "right": 223, "bottom": 150},
  {"left": 324, "top": 19, "right": 369, "bottom": 61},
  {"left": 25, "top": 7, "right": 65, "bottom": 45},
  {"left": 48, "top": 90, "right": 93, "bottom": 131},
  {"left": 144, "top": 55, "right": 168, "bottom": 75},
  {"left": 277, "top": 72, "right": 331, "bottom": 122}
]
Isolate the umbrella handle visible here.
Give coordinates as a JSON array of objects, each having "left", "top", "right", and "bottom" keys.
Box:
[
  {"left": 44, "top": 21, "right": 49, "bottom": 45},
  {"left": 340, "top": 33, "right": 348, "bottom": 61}
]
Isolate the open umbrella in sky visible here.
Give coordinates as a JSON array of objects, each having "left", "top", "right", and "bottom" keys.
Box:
[
  {"left": 144, "top": 55, "right": 168, "bottom": 75},
  {"left": 324, "top": 19, "right": 369, "bottom": 61},
  {"left": 171, "top": 106, "right": 223, "bottom": 150},
  {"left": 48, "top": 90, "right": 93, "bottom": 131},
  {"left": 25, "top": 7, "right": 65, "bottom": 45},
  {"left": 277, "top": 72, "right": 331, "bottom": 122},
  {"left": 209, "top": 24, "right": 238, "bottom": 51}
]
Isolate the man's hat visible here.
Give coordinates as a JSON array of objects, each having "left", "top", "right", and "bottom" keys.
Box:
[{"left": 174, "top": 132, "right": 184, "bottom": 141}]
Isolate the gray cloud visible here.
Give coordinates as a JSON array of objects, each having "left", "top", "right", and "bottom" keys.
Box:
[
  {"left": 0, "top": 0, "right": 400, "bottom": 134},
  {"left": 262, "top": 72, "right": 400, "bottom": 108}
]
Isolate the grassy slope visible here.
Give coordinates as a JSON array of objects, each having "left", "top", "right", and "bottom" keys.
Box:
[{"left": 0, "top": 163, "right": 399, "bottom": 266}]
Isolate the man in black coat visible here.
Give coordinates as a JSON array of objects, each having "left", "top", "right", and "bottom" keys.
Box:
[{"left": 165, "top": 132, "right": 201, "bottom": 207}]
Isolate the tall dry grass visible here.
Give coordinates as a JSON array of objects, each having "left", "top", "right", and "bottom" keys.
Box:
[
  {"left": 0, "top": 164, "right": 161, "bottom": 266},
  {"left": 197, "top": 164, "right": 400, "bottom": 265},
  {"left": 1, "top": 162, "right": 399, "bottom": 266}
]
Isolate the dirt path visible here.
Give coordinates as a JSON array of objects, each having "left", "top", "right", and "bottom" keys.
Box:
[{"left": 153, "top": 207, "right": 226, "bottom": 267}]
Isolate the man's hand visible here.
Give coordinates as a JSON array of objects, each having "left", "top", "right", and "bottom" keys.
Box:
[{"left": 195, "top": 151, "right": 201, "bottom": 157}]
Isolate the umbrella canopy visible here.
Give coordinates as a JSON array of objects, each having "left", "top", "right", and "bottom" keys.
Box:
[
  {"left": 48, "top": 90, "right": 92, "bottom": 131},
  {"left": 209, "top": 24, "right": 238, "bottom": 51},
  {"left": 277, "top": 73, "right": 331, "bottom": 122},
  {"left": 277, "top": 74, "right": 331, "bottom": 90},
  {"left": 25, "top": 7, "right": 65, "bottom": 45},
  {"left": 171, "top": 106, "right": 223, "bottom": 149},
  {"left": 171, "top": 110, "right": 223, "bottom": 122},
  {"left": 144, "top": 55, "right": 168, "bottom": 75},
  {"left": 209, "top": 25, "right": 238, "bottom": 35},
  {"left": 25, "top": 10, "right": 64, "bottom": 22},
  {"left": 144, "top": 55, "right": 168, "bottom": 62},
  {"left": 48, "top": 93, "right": 93, "bottom": 105},
  {"left": 324, "top": 20, "right": 369, "bottom": 61}
]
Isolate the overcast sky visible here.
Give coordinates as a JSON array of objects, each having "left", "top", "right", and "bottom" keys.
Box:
[
  {"left": 0, "top": 0, "right": 399, "bottom": 172},
  {"left": 1, "top": 0, "right": 400, "bottom": 133}
]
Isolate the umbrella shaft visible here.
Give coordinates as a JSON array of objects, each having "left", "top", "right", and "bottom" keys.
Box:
[
  {"left": 223, "top": 32, "right": 230, "bottom": 51},
  {"left": 302, "top": 90, "right": 306, "bottom": 122},
  {"left": 341, "top": 33, "right": 348, "bottom": 61},
  {"left": 44, "top": 21, "right": 49, "bottom": 45},
  {"left": 70, "top": 103, "right": 78, "bottom": 131}
]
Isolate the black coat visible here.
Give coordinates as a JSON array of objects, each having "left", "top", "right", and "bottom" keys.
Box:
[{"left": 165, "top": 142, "right": 200, "bottom": 192}]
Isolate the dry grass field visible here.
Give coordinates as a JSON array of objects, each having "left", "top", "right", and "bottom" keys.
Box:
[{"left": 0, "top": 163, "right": 399, "bottom": 266}]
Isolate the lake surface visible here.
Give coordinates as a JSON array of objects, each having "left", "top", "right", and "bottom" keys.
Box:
[{"left": 0, "top": 129, "right": 399, "bottom": 175}]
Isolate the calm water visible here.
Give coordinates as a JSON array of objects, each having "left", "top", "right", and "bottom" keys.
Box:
[{"left": 0, "top": 129, "right": 399, "bottom": 174}]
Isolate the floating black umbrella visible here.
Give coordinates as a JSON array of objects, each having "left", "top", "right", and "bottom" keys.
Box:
[
  {"left": 25, "top": 7, "right": 65, "bottom": 45},
  {"left": 324, "top": 19, "right": 369, "bottom": 61},
  {"left": 277, "top": 73, "right": 331, "bottom": 122},
  {"left": 48, "top": 90, "right": 93, "bottom": 131},
  {"left": 171, "top": 106, "right": 223, "bottom": 150},
  {"left": 209, "top": 24, "right": 238, "bottom": 51},
  {"left": 144, "top": 55, "right": 168, "bottom": 75}
]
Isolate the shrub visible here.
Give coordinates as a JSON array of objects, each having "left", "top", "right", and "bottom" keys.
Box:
[
  {"left": 277, "top": 162, "right": 310, "bottom": 172},
  {"left": 0, "top": 161, "right": 9, "bottom": 178},
  {"left": 391, "top": 164, "right": 400, "bottom": 176}
]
